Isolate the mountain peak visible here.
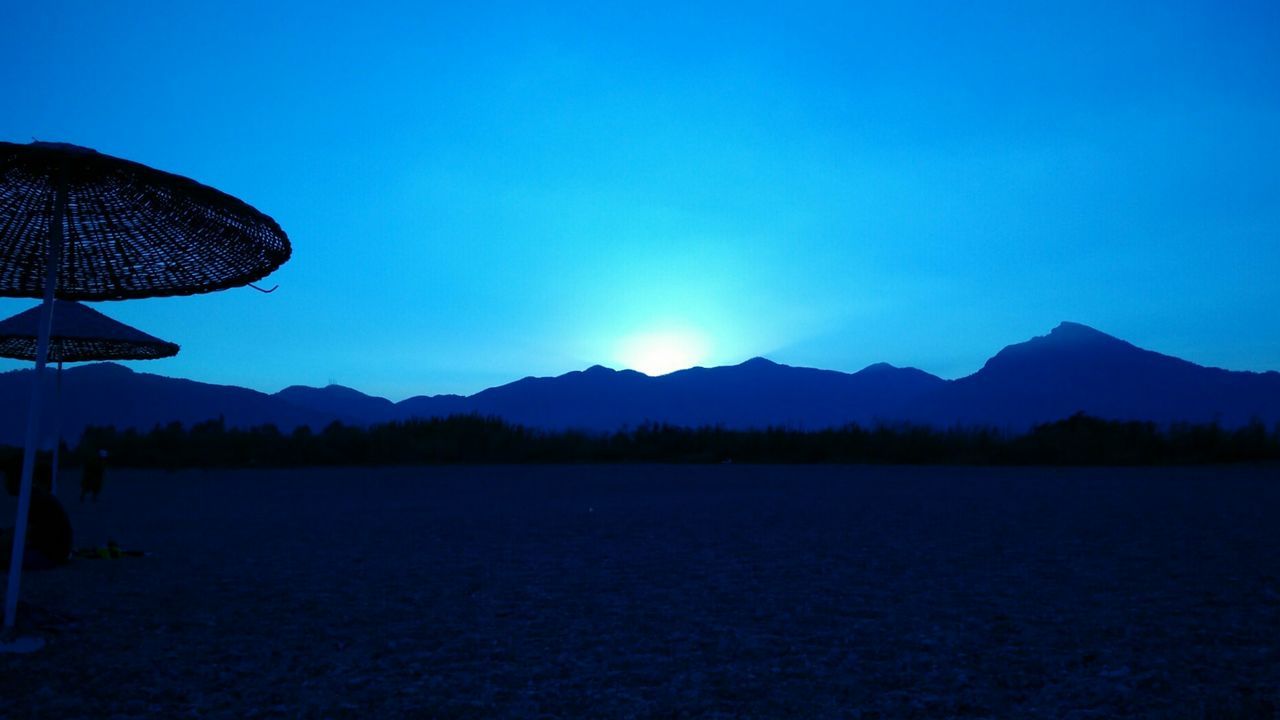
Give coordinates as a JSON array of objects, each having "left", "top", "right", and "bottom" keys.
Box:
[
  {"left": 1046, "top": 321, "right": 1116, "bottom": 343},
  {"left": 72, "top": 362, "right": 136, "bottom": 377},
  {"left": 278, "top": 383, "right": 365, "bottom": 396},
  {"left": 975, "top": 322, "right": 1137, "bottom": 377},
  {"left": 320, "top": 384, "right": 378, "bottom": 398},
  {"left": 739, "top": 356, "right": 779, "bottom": 368}
]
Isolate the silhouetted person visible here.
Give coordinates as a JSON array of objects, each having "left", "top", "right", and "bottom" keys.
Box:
[{"left": 81, "top": 450, "right": 107, "bottom": 502}]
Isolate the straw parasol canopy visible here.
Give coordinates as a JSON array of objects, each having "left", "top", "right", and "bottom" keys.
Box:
[
  {"left": 0, "top": 300, "right": 179, "bottom": 362},
  {"left": 0, "top": 141, "right": 291, "bottom": 300},
  {"left": 1, "top": 139, "right": 290, "bottom": 643},
  {"left": 0, "top": 299, "right": 180, "bottom": 500}
]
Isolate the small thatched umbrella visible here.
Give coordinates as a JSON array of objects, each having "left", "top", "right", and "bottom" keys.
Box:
[
  {"left": 0, "top": 300, "right": 180, "bottom": 493},
  {"left": 0, "top": 141, "right": 290, "bottom": 643}
]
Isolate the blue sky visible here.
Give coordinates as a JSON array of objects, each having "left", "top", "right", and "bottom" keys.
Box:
[{"left": 1, "top": 2, "right": 1277, "bottom": 399}]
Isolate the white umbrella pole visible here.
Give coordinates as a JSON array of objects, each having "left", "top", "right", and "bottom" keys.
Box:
[
  {"left": 3, "top": 182, "right": 65, "bottom": 634},
  {"left": 51, "top": 361, "right": 63, "bottom": 497}
]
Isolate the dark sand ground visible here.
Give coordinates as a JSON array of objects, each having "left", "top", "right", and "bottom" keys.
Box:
[{"left": 2, "top": 465, "right": 1278, "bottom": 719}]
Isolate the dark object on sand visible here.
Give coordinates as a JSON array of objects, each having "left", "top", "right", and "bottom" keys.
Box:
[
  {"left": 5, "top": 453, "right": 51, "bottom": 497},
  {"left": 73, "top": 541, "right": 146, "bottom": 560},
  {"left": 33, "top": 455, "right": 52, "bottom": 495},
  {"left": 0, "top": 491, "right": 72, "bottom": 571},
  {"left": 2, "top": 453, "right": 19, "bottom": 497}
]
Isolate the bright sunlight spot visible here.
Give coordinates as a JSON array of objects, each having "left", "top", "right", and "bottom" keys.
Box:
[{"left": 617, "top": 329, "right": 710, "bottom": 376}]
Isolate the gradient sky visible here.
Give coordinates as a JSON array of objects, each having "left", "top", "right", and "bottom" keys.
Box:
[{"left": 1, "top": 2, "right": 1277, "bottom": 399}]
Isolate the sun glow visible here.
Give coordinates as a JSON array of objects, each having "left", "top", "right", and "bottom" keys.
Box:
[{"left": 617, "top": 329, "right": 709, "bottom": 376}]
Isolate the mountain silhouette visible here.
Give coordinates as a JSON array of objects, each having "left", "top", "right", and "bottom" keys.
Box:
[
  {"left": 635, "top": 358, "right": 944, "bottom": 430},
  {"left": 274, "top": 384, "right": 398, "bottom": 425},
  {"left": 0, "top": 363, "right": 336, "bottom": 446},
  {"left": 1, "top": 322, "right": 1277, "bottom": 444},
  {"left": 909, "top": 322, "right": 1280, "bottom": 430},
  {"left": 401, "top": 359, "right": 945, "bottom": 431}
]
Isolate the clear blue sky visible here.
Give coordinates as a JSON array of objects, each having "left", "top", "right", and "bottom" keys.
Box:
[{"left": 2, "top": 2, "right": 1277, "bottom": 399}]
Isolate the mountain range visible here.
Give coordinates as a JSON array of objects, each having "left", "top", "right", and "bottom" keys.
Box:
[{"left": 1, "top": 322, "right": 1278, "bottom": 445}]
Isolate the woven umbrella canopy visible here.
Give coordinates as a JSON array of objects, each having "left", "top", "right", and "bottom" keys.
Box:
[
  {"left": 0, "top": 300, "right": 179, "bottom": 362},
  {"left": 0, "top": 140, "right": 290, "bottom": 642},
  {"left": 0, "top": 300, "right": 180, "bottom": 495},
  {"left": 0, "top": 141, "right": 290, "bottom": 299}
]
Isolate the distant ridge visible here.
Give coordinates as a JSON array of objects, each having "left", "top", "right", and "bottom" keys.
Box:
[
  {"left": 1, "top": 322, "right": 1278, "bottom": 444},
  {"left": 0, "top": 363, "right": 337, "bottom": 445},
  {"left": 908, "top": 322, "right": 1280, "bottom": 429},
  {"left": 275, "top": 384, "right": 397, "bottom": 425}
]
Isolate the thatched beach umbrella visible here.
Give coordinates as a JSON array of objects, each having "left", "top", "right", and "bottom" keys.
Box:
[
  {"left": 0, "top": 300, "right": 180, "bottom": 362},
  {"left": 0, "top": 300, "right": 180, "bottom": 493},
  {"left": 0, "top": 141, "right": 290, "bottom": 643}
]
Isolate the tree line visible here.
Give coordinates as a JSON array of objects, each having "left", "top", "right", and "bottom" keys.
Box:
[{"left": 2, "top": 413, "right": 1273, "bottom": 469}]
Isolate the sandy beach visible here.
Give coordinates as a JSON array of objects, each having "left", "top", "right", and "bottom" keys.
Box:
[{"left": 2, "top": 464, "right": 1278, "bottom": 718}]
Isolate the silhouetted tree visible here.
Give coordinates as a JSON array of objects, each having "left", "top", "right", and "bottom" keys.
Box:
[{"left": 21, "top": 413, "right": 1276, "bottom": 470}]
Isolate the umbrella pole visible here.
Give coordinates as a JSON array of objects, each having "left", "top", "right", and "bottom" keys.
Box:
[
  {"left": 3, "top": 181, "right": 65, "bottom": 636},
  {"left": 51, "top": 361, "right": 63, "bottom": 497}
]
